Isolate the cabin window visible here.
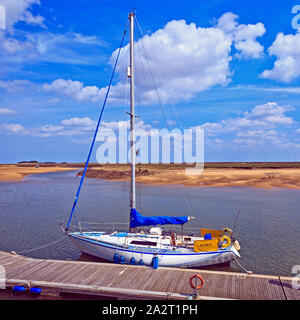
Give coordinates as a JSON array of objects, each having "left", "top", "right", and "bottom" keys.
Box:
[{"left": 130, "top": 240, "right": 157, "bottom": 246}]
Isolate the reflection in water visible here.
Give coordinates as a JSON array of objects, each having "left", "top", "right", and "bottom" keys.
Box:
[{"left": 0, "top": 170, "right": 299, "bottom": 276}]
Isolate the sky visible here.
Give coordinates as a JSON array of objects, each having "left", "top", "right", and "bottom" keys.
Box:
[{"left": 1, "top": 0, "right": 300, "bottom": 163}]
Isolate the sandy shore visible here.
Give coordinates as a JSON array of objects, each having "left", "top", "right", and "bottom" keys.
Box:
[
  {"left": 79, "top": 164, "right": 300, "bottom": 189},
  {"left": 0, "top": 164, "right": 80, "bottom": 181},
  {"left": 2, "top": 163, "right": 300, "bottom": 189}
]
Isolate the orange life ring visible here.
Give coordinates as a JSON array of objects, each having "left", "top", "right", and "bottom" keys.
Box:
[{"left": 189, "top": 274, "right": 204, "bottom": 290}]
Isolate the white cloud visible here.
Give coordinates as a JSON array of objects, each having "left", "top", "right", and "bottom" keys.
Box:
[
  {"left": 112, "top": 13, "right": 265, "bottom": 103},
  {"left": 233, "top": 23, "right": 265, "bottom": 59},
  {"left": 61, "top": 117, "right": 97, "bottom": 128},
  {"left": 1, "top": 31, "right": 107, "bottom": 67},
  {"left": 45, "top": 13, "right": 265, "bottom": 105},
  {"left": 237, "top": 86, "right": 300, "bottom": 94},
  {"left": 42, "top": 78, "right": 129, "bottom": 104},
  {"left": 217, "top": 12, "right": 266, "bottom": 59},
  {"left": 35, "top": 117, "right": 97, "bottom": 137},
  {"left": 28, "top": 32, "right": 107, "bottom": 64},
  {"left": 0, "top": 1, "right": 109, "bottom": 70},
  {"left": 19, "top": 9, "right": 45, "bottom": 28},
  {"left": 0, "top": 116, "right": 152, "bottom": 139},
  {"left": 216, "top": 12, "right": 239, "bottom": 33},
  {"left": 0, "top": 123, "right": 27, "bottom": 134},
  {"left": 1, "top": 12, "right": 266, "bottom": 105},
  {"left": 42, "top": 79, "right": 107, "bottom": 103},
  {"left": 0, "top": 0, "right": 44, "bottom": 30},
  {"left": 0, "top": 79, "right": 35, "bottom": 92},
  {"left": 112, "top": 18, "right": 233, "bottom": 104},
  {"left": 166, "top": 119, "right": 177, "bottom": 126},
  {"left": 261, "top": 32, "right": 300, "bottom": 82},
  {"left": 198, "top": 102, "right": 294, "bottom": 147},
  {"left": 243, "top": 102, "right": 294, "bottom": 125},
  {"left": 0, "top": 108, "right": 17, "bottom": 115}
]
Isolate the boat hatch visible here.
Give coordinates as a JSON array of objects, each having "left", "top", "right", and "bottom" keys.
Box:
[
  {"left": 111, "top": 232, "right": 128, "bottom": 237},
  {"left": 130, "top": 240, "right": 157, "bottom": 246}
]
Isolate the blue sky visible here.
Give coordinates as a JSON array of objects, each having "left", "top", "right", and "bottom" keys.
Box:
[{"left": 1, "top": 0, "right": 300, "bottom": 163}]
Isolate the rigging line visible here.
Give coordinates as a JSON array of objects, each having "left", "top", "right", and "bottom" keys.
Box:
[
  {"left": 134, "top": 16, "right": 177, "bottom": 167},
  {"left": 183, "top": 187, "right": 196, "bottom": 216},
  {"left": 75, "top": 206, "right": 93, "bottom": 232},
  {"left": 134, "top": 26, "right": 159, "bottom": 129},
  {"left": 134, "top": 15, "right": 185, "bottom": 170},
  {"left": 135, "top": 16, "right": 198, "bottom": 217},
  {"left": 134, "top": 24, "right": 141, "bottom": 127},
  {"left": 66, "top": 22, "right": 128, "bottom": 231},
  {"left": 135, "top": 17, "right": 178, "bottom": 126},
  {"left": 133, "top": 27, "right": 157, "bottom": 209},
  {"left": 136, "top": 20, "right": 182, "bottom": 131},
  {"left": 135, "top": 16, "right": 185, "bottom": 131},
  {"left": 134, "top": 16, "right": 170, "bottom": 131}
]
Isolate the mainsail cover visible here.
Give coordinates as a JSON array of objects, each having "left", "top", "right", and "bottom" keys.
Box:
[{"left": 130, "top": 208, "right": 189, "bottom": 228}]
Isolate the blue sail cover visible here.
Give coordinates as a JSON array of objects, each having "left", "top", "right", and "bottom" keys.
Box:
[{"left": 130, "top": 208, "right": 189, "bottom": 228}]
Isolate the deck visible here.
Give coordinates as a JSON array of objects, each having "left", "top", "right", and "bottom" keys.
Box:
[{"left": 0, "top": 250, "right": 298, "bottom": 300}]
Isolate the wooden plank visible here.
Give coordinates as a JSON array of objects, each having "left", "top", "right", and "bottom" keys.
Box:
[
  {"left": 279, "top": 277, "right": 300, "bottom": 300},
  {"left": 107, "top": 266, "right": 146, "bottom": 289},
  {"left": 78, "top": 265, "right": 111, "bottom": 285},
  {"left": 0, "top": 250, "right": 298, "bottom": 300},
  {"left": 5, "top": 258, "right": 45, "bottom": 279},
  {"left": 11, "top": 260, "right": 58, "bottom": 281},
  {"left": 159, "top": 270, "right": 187, "bottom": 293},
  {"left": 18, "top": 261, "right": 69, "bottom": 282},
  {"left": 46, "top": 263, "right": 85, "bottom": 283},
  {"left": 174, "top": 270, "right": 193, "bottom": 294},
  {"left": 0, "top": 253, "right": 24, "bottom": 265},
  {"left": 140, "top": 269, "right": 172, "bottom": 292},
  {"left": 61, "top": 264, "right": 102, "bottom": 284}
]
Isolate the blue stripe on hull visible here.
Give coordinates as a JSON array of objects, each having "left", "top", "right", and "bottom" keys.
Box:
[{"left": 68, "top": 233, "right": 233, "bottom": 265}]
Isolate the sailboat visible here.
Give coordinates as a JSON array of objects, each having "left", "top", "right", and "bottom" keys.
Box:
[{"left": 65, "top": 12, "right": 241, "bottom": 268}]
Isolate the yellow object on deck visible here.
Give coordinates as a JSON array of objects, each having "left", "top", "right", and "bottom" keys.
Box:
[
  {"left": 194, "top": 239, "right": 219, "bottom": 252},
  {"left": 221, "top": 227, "right": 233, "bottom": 237},
  {"left": 219, "top": 235, "right": 231, "bottom": 248},
  {"left": 200, "top": 228, "right": 223, "bottom": 239}
]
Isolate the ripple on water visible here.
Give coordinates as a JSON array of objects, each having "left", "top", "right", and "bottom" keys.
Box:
[{"left": 0, "top": 171, "right": 299, "bottom": 276}]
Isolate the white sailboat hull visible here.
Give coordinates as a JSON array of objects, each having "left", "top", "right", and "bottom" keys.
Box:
[
  {"left": 68, "top": 232, "right": 240, "bottom": 268},
  {"left": 64, "top": 13, "right": 242, "bottom": 270}
]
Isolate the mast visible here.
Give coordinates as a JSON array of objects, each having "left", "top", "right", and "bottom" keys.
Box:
[{"left": 129, "top": 11, "right": 136, "bottom": 218}]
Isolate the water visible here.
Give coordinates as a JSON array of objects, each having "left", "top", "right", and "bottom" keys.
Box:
[{"left": 0, "top": 170, "right": 299, "bottom": 276}]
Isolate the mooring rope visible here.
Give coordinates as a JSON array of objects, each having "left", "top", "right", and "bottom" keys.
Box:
[
  {"left": 233, "top": 255, "right": 253, "bottom": 275},
  {"left": 12, "top": 236, "right": 66, "bottom": 255}
]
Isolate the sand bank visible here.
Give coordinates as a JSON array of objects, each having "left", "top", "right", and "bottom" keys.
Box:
[
  {"left": 0, "top": 164, "right": 80, "bottom": 181},
  {"left": 2, "top": 163, "right": 300, "bottom": 189},
  {"left": 79, "top": 164, "right": 300, "bottom": 189}
]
